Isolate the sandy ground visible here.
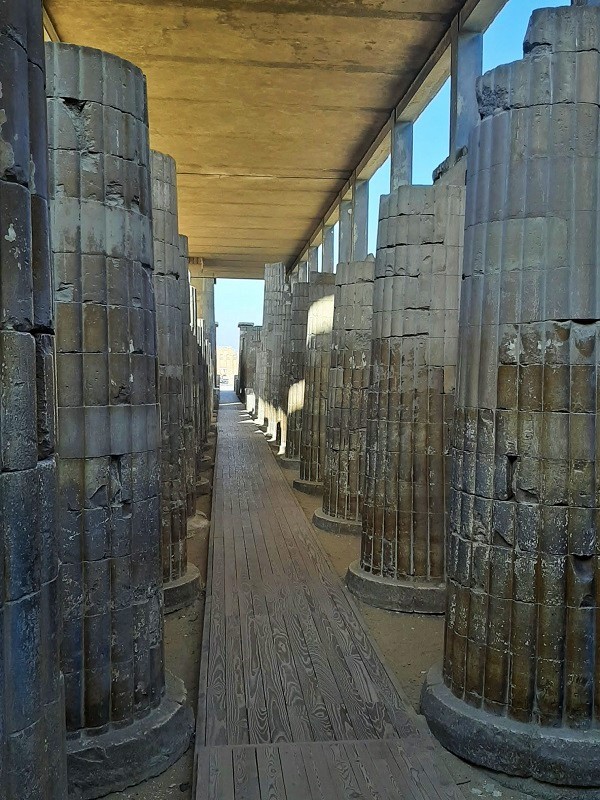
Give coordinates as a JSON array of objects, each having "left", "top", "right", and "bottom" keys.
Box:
[{"left": 107, "top": 421, "right": 600, "bottom": 800}]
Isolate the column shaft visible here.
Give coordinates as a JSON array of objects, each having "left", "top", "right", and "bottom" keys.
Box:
[
  {"left": 0, "top": 4, "right": 68, "bottom": 797},
  {"left": 347, "top": 181, "right": 465, "bottom": 613},
  {"left": 314, "top": 259, "right": 374, "bottom": 535},
  {"left": 294, "top": 273, "right": 335, "bottom": 495},
  {"left": 48, "top": 44, "right": 192, "bottom": 796},
  {"left": 423, "top": 6, "right": 600, "bottom": 786}
]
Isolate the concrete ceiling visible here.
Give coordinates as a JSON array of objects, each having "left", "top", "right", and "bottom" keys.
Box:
[{"left": 44, "top": 0, "right": 464, "bottom": 279}]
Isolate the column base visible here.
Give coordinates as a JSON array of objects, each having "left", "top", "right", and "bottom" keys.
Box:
[
  {"left": 345, "top": 561, "right": 445, "bottom": 613},
  {"left": 421, "top": 666, "right": 600, "bottom": 787},
  {"left": 313, "top": 508, "right": 362, "bottom": 536},
  {"left": 164, "top": 564, "right": 202, "bottom": 613},
  {"left": 198, "top": 455, "right": 214, "bottom": 473},
  {"left": 292, "top": 477, "right": 323, "bottom": 496},
  {"left": 67, "top": 671, "right": 194, "bottom": 800},
  {"left": 278, "top": 455, "right": 300, "bottom": 470}
]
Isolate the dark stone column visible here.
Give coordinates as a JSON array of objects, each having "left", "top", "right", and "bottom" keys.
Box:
[
  {"left": 180, "top": 235, "right": 197, "bottom": 518},
  {"left": 422, "top": 6, "right": 600, "bottom": 786},
  {"left": 293, "top": 273, "right": 335, "bottom": 495},
  {"left": 346, "top": 183, "right": 465, "bottom": 613},
  {"left": 256, "top": 263, "right": 287, "bottom": 439},
  {"left": 0, "top": 3, "right": 68, "bottom": 797},
  {"left": 276, "top": 288, "right": 292, "bottom": 454},
  {"left": 192, "top": 276, "right": 216, "bottom": 438},
  {"left": 237, "top": 322, "right": 257, "bottom": 411},
  {"left": 314, "top": 259, "right": 374, "bottom": 535},
  {"left": 47, "top": 43, "right": 193, "bottom": 797},
  {"left": 151, "top": 152, "right": 199, "bottom": 612},
  {"left": 281, "top": 279, "right": 310, "bottom": 468},
  {"left": 245, "top": 325, "right": 262, "bottom": 416}
]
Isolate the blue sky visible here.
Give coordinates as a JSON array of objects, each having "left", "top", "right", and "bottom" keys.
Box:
[{"left": 215, "top": 0, "right": 566, "bottom": 350}]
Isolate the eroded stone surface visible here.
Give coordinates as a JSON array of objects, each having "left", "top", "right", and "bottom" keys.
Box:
[
  {"left": 283, "top": 280, "right": 310, "bottom": 462},
  {"left": 423, "top": 6, "right": 600, "bottom": 785},
  {"left": 48, "top": 42, "right": 190, "bottom": 796},
  {"left": 320, "top": 259, "right": 374, "bottom": 531},
  {"left": 0, "top": 5, "right": 68, "bottom": 798},
  {"left": 298, "top": 273, "right": 335, "bottom": 487},
  {"left": 353, "top": 182, "right": 465, "bottom": 612}
]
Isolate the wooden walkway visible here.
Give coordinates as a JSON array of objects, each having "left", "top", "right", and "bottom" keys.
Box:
[{"left": 193, "top": 392, "right": 461, "bottom": 799}]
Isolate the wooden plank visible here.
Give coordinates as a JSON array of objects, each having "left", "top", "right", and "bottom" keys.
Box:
[
  {"left": 222, "top": 486, "right": 250, "bottom": 744},
  {"left": 194, "top": 394, "right": 465, "bottom": 800},
  {"left": 256, "top": 745, "right": 288, "bottom": 800},
  {"left": 278, "top": 742, "right": 313, "bottom": 800}
]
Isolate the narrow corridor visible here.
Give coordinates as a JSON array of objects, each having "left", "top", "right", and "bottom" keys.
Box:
[{"left": 193, "top": 392, "right": 461, "bottom": 798}]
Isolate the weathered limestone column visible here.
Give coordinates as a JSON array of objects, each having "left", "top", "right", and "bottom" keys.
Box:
[
  {"left": 422, "top": 6, "right": 600, "bottom": 785},
  {"left": 151, "top": 152, "right": 200, "bottom": 612},
  {"left": 47, "top": 44, "right": 193, "bottom": 796},
  {"left": 192, "top": 276, "right": 216, "bottom": 435},
  {"left": 347, "top": 182, "right": 465, "bottom": 613},
  {"left": 293, "top": 273, "right": 335, "bottom": 495},
  {"left": 246, "top": 325, "right": 262, "bottom": 415},
  {"left": 180, "top": 236, "right": 197, "bottom": 519},
  {"left": 0, "top": 5, "right": 68, "bottom": 797},
  {"left": 257, "top": 263, "right": 287, "bottom": 438},
  {"left": 237, "top": 322, "right": 255, "bottom": 401},
  {"left": 276, "top": 288, "right": 293, "bottom": 454},
  {"left": 314, "top": 259, "right": 374, "bottom": 535},
  {"left": 282, "top": 279, "right": 310, "bottom": 467}
]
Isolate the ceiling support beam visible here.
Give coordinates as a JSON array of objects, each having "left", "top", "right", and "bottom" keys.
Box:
[
  {"left": 290, "top": 0, "right": 509, "bottom": 274},
  {"left": 391, "top": 117, "right": 413, "bottom": 191}
]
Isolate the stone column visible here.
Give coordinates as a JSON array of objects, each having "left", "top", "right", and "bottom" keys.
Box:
[
  {"left": 47, "top": 44, "right": 193, "bottom": 797},
  {"left": 0, "top": 4, "right": 68, "bottom": 797},
  {"left": 314, "top": 259, "right": 374, "bottom": 535},
  {"left": 246, "top": 325, "right": 262, "bottom": 415},
  {"left": 151, "top": 151, "right": 200, "bottom": 612},
  {"left": 277, "top": 292, "right": 293, "bottom": 454},
  {"left": 293, "top": 273, "right": 335, "bottom": 495},
  {"left": 180, "top": 236, "right": 197, "bottom": 519},
  {"left": 237, "top": 322, "right": 255, "bottom": 402},
  {"left": 422, "top": 6, "right": 600, "bottom": 786},
  {"left": 257, "top": 263, "right": 286, "bottom": 436},
  {"left": 347, "top": 182, "right": 465, "bottom": 613},
  {"left": 192, "top": 276, "right": 216, "bottom": 434},
  {"left": 282, "top": 280, "right": 311, "bottom": 467}
]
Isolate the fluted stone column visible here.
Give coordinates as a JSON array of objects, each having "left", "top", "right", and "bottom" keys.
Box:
[
  {"left": 246, "top": 325, "right": 262, "bottom": 415},
  {"left": 257, "top": 263, "right": 287, "bottom": 438},
  {"left": 238, "top": 322, "right": 258, "bottom": 411},
  {"left": 47, "top": 44, "right": 193, "bottom": 797},
  {"left": 193, "top": 277, "right": 216, "bottom": 433},
  {"left": 276, "top": 290, "right": 293, "bottom": 454},
  {"left": 281, "top": 280, "right": 310, "bottom": 468},
  {"left": 293, "top": 273, "right": 335, "bottom": 495},
  {"left": 180, "top": 236, "right": 197, "bottom": 519},
  {"left": 314, "top": 259, "right": 374, "bottom": 535},
  {"left": 151, "top": 152, "right": 200, "bottom": 612},
  {"left": 347, "top": 183, "right": 465, "bottom": 613},
  {"left": 422, "top": 6, "right": 600, "bottom": 785},
  {"left": 0, "top": 5, "right": 68, "bottom": 797}
]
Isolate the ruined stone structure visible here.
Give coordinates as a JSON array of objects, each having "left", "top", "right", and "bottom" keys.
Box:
[
  {"left": 0, "top": 5, "right": 68, "bottom": 797},
  {"left": 347, "top": 183, "right": 465, "bottom": 613},
  {"left": 47, "top": 43, "right": 193, "bottom": 796},
  {"left": 422, "top": 5, "right": 600, "bottom": 785},
  {"left": 294, "top": 273, "right": 335, "bottom": 495},
  {"left": 314, "top": 259, "right": 375, "bottom": 535},
  {"left": 151, "top": 151, "right": 200, "bottom": 612},
  {"left": 282, "top": 278, "right": 310, "bottom": 466}
]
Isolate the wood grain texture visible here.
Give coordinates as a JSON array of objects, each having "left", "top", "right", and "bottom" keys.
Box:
[{"left": 194, "top": 392, "right": 465, "bottom": 799}]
